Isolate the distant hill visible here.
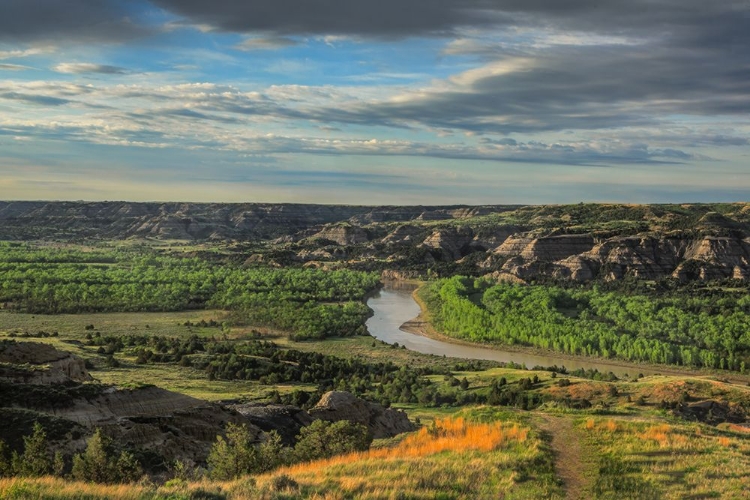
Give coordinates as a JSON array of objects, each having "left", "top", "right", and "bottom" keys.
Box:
[
  {"left": 1, "top": 201, "right": 748, "bottom": 282},
  {"left": 0, "top": 201, "right": 514, "bottom": 241}
]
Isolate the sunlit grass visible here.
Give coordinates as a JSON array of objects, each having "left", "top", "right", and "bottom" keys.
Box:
[
  {"left": 251, "top": 414, "right": 559, "bottom": 500},
  {"left": 580, "top": 416, "right": 750, "bottom": 499}
]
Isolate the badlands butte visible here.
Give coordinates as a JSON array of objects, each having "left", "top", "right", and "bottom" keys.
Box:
[{"left": 1, "top": 201, "right": 749, "bottom": 282}]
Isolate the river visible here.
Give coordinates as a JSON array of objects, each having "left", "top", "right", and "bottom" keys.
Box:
[{"left": 365, "top": 283, "right": 665, "bottom": 378}]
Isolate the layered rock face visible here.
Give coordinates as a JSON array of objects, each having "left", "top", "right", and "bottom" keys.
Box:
[
  {"left": 382, "top": 225, "right": 425, "bottom": 245},
  {"left": 229, "top": 403, "right": 314, "bottom": 445},
  {"left": 678, "top": 237, "right": 750, "bottom": 280},
  {"left": 491, "top": 234, "right": 750, "bottom": 282},
  {"left": 0, "top": 341, "right": 92, "bottom": 384},
  {"left": 311, "top": 224, "right": 371, "bottom": 246},
  {"left": 308, "top": 391, "right": 415, "bottom": 439},
  {"left": 52, "top": 386, "right": 255, "bottom": 465},
  {"left": 420, "top": 227, "right": 475, "bottom": 260}
]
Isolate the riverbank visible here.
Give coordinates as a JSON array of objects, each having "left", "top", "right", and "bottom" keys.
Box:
[{"left": 399, "top": 283, "right": 750, "bottom": 385}]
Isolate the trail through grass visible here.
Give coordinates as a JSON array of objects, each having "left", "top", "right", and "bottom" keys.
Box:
[{"left": 536, "top": 414, "right": 595, "bottom": 500}]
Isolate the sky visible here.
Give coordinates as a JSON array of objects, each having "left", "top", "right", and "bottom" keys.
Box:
[{"left": 0, "top": 1, "right": 748, "bottom": 205}]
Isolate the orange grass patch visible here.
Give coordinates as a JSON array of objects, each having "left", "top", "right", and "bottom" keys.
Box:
[
  {"left": 547, "top": 382, "right": 607, "bottom": 401},
  {"left": 582, "top": 418, "right": 619, "bottom": 433},
  {"left": 280, "top": 417, "right": 528, "bottom": 476},
  {"left": 639, "top": 424, "right": 675, "bottom": 447}
]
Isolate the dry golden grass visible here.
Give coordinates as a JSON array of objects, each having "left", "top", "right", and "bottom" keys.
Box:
[
  {"left": 282, "top": 417, "right": 527, "bottom": 476},
  {"left": 0, "top": 477, "right": 150, "bottom": 499},
  {"left": 582, "top": 416, "right": 750, "bottom": 499},
  {"left": 247, "top": 416, "right": 558, "bottom": 499}
]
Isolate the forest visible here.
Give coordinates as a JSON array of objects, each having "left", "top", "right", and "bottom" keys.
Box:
[
  {"left": 423, "top": 276, "right": 750, "bottom": 371},
  {"left": 0, "top": 244, "right": 379, "bottom": 340}
]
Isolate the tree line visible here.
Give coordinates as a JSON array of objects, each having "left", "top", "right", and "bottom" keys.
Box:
[
  {"left": 423, "top": 277, "right": 750, "bottom": 371},
  {"left": 0, "top": 247, "right": 380, "bottom": 339}
]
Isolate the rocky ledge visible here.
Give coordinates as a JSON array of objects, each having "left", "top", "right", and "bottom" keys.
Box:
[{"left": 309, "top": 391, "right": 415, "bottom": 439}]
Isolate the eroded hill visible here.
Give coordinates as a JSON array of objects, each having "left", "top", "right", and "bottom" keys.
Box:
[{"left": 1, "top": 201, "right": 749, "bottom": 282}]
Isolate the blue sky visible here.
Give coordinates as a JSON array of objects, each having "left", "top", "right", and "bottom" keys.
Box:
[{"left": 0, "top": 0, "right": 748, "bottom": 204}]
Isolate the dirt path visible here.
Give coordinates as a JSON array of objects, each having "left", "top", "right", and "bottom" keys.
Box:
[{"left": 535, "top": 414, "right": 594, "bottom": 500}]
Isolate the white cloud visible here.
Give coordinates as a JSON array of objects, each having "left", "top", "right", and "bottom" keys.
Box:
[
  {"left": 0, "top": 63, "right": 32, "bottom": 71},
  {"left": 54, "top": 63, "right": 128, "bottom": 74},
  {"left": 0, "top": 46, "right": 54, "bottom": 60}
]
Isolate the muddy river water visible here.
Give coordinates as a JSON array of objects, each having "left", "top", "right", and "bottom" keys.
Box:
[{"left": 365, "top": 283, "right": 664, "bottom": 378}]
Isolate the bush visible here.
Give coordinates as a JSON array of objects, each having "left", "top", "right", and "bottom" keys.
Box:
[
  {"left": 293, "top": 420, "right": 372, "bottom": 462},
  {"left": 271, "top": 474, "right": 299, "bottom": 492}
]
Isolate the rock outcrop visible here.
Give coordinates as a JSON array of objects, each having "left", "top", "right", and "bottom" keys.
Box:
[
  {"left": 382, "top": 225, "right": 425, "bottom": 245},
  {"left": 672, "top": 400, "right": 747, "bottom": 425},
  {"left": 311, "top": 224, "right": 371, "bottom": 246},
  {"left": 520, "top": 235, "right": 596, "bottom": 262},
  {"left": 308, "top": 391, "right": 415, "bottom": 439},
  {"left": 229, "top": 403, "right": 314, "bottom": 445},
  {"left": 420, "top": 227, "right": 475, "bottom": 260},
  {"left": 678, "top": 237, "right": 750, "bottom": 280},
  {"left": 494, "top": 235, "right": 536, "bottom": 257},
  {"left": 0, "top": 341, "right": 92, "bottom": 384},
  {"left": 1, "top": 201, "right": 749, "bottom": 283},
  {"left": 487, "top": 232, "right": 750, "bottom": 282}
]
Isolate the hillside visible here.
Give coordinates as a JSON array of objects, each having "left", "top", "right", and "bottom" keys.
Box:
[{"left": 3, "top": 201, "right": 748, "bottom": 283}]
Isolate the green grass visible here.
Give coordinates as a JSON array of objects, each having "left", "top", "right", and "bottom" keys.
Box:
[{"left": 0, "top": 310, "right": 229, "bottom": 340}]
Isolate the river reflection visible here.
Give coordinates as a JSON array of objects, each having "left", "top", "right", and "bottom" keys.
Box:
[{"left": 366, "top": 283, "right": 662, "bottom": 378}]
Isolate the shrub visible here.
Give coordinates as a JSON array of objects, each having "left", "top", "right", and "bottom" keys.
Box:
[
  {"left": 293, "top": 420, "right": 372, "bottom": 462},
  {"left": 271, "top": 474, "right": 299, "bottom": 492}
]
